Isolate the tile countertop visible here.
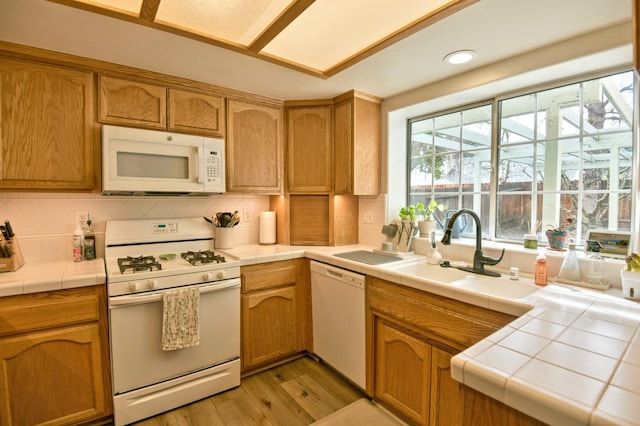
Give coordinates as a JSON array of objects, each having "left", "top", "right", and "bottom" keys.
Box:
[
  {"left": 225, "top": 244, "right": 640, "bottom": 426},
  {"left": 0, "top": 259, "right": 106, "bottom": 297},
  {"left": 2, "top": 244, "right": 638, "bottom": 425}
]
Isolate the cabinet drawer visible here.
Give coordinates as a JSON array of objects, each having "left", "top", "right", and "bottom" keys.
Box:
[
  {"left": 242, "top": 260, "right": 297, "bottom": 293},
  {"left": 0, "top": 286, "right": 103, "bottom": 336}
]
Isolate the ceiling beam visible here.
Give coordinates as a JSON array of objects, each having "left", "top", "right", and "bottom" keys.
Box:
[
  {"left": 248, "top": 0, "right": 316, "bottom": 53},
  {"left": 139, "top": 0, "right": 161, "bottom": 23}
]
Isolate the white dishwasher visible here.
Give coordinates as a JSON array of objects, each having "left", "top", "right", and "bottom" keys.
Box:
[{"left": 310, "top": 260, "right": 366, "bottom": 389}]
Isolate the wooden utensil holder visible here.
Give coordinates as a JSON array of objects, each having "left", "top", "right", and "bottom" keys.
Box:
[{"left": 0, "top": 237, "right": 25, "bottom": 272}]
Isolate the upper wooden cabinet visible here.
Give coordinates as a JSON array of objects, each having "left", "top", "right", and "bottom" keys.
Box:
[
  {"left": 226, "top": 99, "right": 283, "bottom": 193},
  {"left": 99, "top": 76, "right": 225, "bottom": 137},
  {"left": 0, "top": 58, "right": 96, "bottom": 191},
  {"left": 168, "top": 88, "right": 225, "bottom": 137},
  {"left": 333, "top": 91, "right": 381, "bottom": 195},
  {"left": 286, "top": 105, "right": 333, "bottom": 193},
  {"left": 99, "top": 75, "right": 166, "bottom": 129}
]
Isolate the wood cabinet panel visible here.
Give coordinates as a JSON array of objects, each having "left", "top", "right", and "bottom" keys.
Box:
[
  {"left": 227, "top": 99, "right": 283, "bottom": 193},
  {"left": 375, "top": 319, "right": 430, "bottom": 425},
  {"left": 99, "top": 75, "right": 166, "bottom": 129},
  {"left": 0, "top": 286, "right": 112, "bottom": 425},
  {"left": 287, "top": 106, "right": 332, "bottom": 193},
  {"left": 289, "top": 195, "right": 330, "bottom": 245},
  {"left": 333, "top": 93, "right": 381, "bottom": 195},
  {"left": 0, "top": 58, "right": 95, "bottom": 190},
  {"left": 242, "top": 285, "right": 299, "bottom": 370},
  {"left": 0, "top": 323, "right": 110, "bottom": 425},
  {"left": 242, "top": 259, "right": 296, "bottom": 292},
  {"left": 367, "top": 277, "right": 539, "bottom": 425},
  {"left": 168, "top": 88, "right": 225, "bottom": 136},
  {"left": 430, "top": 346, "right": 464, "bottom": 426}
]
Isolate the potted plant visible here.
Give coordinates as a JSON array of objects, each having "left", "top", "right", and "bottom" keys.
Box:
[
  {"left": 621, "top": 253, "right": 640, "bottom": 300},
  {"left": 416, "top": 200, "right": 438, "bottom": 237},
  {"left": 394, "top": 206, "right": 419, "bottom": 252},
  {"left": 545, "top": 215, "right": 574, "bottom": 250}
]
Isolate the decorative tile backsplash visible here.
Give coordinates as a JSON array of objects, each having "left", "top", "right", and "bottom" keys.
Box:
[{"left": 0, "top": 192, "right": 270, "bottom": 262}]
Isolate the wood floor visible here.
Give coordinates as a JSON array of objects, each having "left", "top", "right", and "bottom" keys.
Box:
[{"left": 132, "top": 356, "right": 367, "bottom": 425}]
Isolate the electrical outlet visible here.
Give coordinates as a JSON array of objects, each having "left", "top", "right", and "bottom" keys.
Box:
[
  {"left": 364, "top": 210, "right": 373, "bottom": 224},
  {"left": 243, "top": 208, "right": 251, "bottom": 222},
  {"left": 75, "top": 210, "right": 89, "bottom": 229}
]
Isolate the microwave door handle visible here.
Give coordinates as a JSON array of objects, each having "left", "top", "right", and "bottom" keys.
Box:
[{"left": 196, "top": 146, "right": 204, "bottom": 183}]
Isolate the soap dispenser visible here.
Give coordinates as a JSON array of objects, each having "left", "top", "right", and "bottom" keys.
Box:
[
  {"left": 426, "top": 230, "right": 442, "bottom": 265},
  {"left": 558, "top": 242, "right": 581, "bottom": 282}
]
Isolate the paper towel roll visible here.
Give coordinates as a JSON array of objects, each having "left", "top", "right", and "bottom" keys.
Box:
[{"left": 259, "top": 211, "right": 276, "bottom": 244}]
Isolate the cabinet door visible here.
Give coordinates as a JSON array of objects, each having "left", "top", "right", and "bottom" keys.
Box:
[
  {"left": 374, "top": 319, "right": 431, "bottom": 425},
  {"left": 287, "top": 106, "right": 332, "bottom": 193},
  {"left": 98, "top": 75, "right": 166, "bottom": 129},
  {"left": 227, "top": 100, "right": 283, "bottom": 193},
  {"left": 242, "top": 285, "right": 300, "bottom": 371},
  {"left": 430, "top": 346, "right": 465, "bottom": 426},
  {"left": 168, "top": 88, "right": 225, "bottom": 137},
  {"left": 334, "top": 94, "right": 380, "bottom": 195},
  {"left": 0, "top": 59, "right": 95, "bottom": 190},
  {"left": 0, "top": 323, "right": 110, "bottom": 425}
]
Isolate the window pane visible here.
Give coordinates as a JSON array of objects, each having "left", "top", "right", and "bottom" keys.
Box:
[
  {"left": 496, "top": 194, "right": 532, "bottom": 239},
  {"left": 461, "top": 149, "right": 491, "bottom": 192},
  {"left": 583, "top": 73, "right": 634, "bottom": 132},
  {"left": 497, "top": 70, "right": 634, "bottom": 245},
  {"left": 500, "top": 94, "right": 535, "bottom": 144},
  {"left": 537, "top": 83, "right": 580, "bottom": 140}
]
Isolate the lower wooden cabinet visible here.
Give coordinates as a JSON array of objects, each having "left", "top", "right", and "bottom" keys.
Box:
[
  {"left": 368, "top": 277, "right": 542, "bottom": 426},
  {"left": 375, "top": 320, "right": 431, "bottom": 424},
  {"left": 0, "top": 286, "right": 112, "bottom": 426},
  {"left": 240, "top": 259, "right": 311, "bottom": 372}
]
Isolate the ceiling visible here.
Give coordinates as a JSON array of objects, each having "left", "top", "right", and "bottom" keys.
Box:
[
  {"left": 0, "top": 0, "right": 632, "bottom": 101},
  {"left": 48, "top": 0, "right": 477, "bottom": 78}
]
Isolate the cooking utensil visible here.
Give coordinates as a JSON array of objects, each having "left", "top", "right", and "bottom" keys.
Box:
[
  {"left": 4, "top": 220, "right": 14, "bottom": 239},
  {"left": 226, "top": 211, "right": 240, "bottom": 227}
]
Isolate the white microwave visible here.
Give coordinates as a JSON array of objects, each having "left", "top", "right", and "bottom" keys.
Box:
[{"left": 102, "top": 125, "right": 225, "bottom": 196}]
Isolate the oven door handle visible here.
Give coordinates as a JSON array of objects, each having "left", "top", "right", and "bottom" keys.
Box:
[{"left": 109, "top": 279, "right": 240, "bottom": 307}]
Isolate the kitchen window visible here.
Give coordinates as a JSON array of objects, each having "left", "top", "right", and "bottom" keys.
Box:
[{"left": 408, "top": 69, "right": 635, "bottom": 245}]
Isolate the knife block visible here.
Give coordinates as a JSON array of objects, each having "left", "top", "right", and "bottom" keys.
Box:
[{"left": 0, "top": 236, "right": 25, "bottom": 272}]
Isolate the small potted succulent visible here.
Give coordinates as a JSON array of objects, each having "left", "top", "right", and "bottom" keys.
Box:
[
  {"left": 545, "top": 215, "right": 575, "bottom": 250},
  {"left": 416, "top": 200, "right": 438, "bottom": 237}
]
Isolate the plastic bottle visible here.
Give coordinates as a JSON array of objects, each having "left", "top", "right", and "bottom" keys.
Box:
[
  {"left": 558, "top": 243, "right": 581, "bottom": 282},
  {"left": 535, "top": 251, "right": 548, "bottom": 286},
  {"left": 73, "top": 223, "right": 84, "bottom": 262},
  {"left": 84, "top": 214, "right": 96, "bottom": 261}
]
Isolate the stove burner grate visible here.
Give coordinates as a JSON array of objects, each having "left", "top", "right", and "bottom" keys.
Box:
[
  {"left": 118, "top": 255, "right": 162, "bottom": 274},
  {"left": 181, "top": 250, "right": 226, "bottom": 266}
]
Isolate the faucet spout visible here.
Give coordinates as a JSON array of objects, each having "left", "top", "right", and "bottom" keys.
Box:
[{"left": 439, "top": 208, "right": 504, "bottom": 277}]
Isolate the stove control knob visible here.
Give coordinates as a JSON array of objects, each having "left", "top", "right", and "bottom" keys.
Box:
[
  {"left": 203, "top": 272, "right": 214, "bottom": 282},
  {"left": 129, "top": 281, "right": 140, "bottom": 292},
  {"left": 147, "top": 280, "right": 158, "bottom": 289},
  {"left": 216, "top": 270, "right": 226, "bottom": 279}
]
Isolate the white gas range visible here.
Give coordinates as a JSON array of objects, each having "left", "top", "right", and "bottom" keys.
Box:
[{"left": 104, "top": 218, "right": 241, "bottom": 426}]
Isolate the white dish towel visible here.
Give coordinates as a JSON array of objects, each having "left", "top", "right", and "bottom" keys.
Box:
[{"left": 162, "top": 287, "right": 200, "bottom": 351}]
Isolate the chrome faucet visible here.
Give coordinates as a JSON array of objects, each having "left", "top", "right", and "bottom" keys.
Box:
[{"left": 440, "top": 208, "right": 504, "bottom": 277}]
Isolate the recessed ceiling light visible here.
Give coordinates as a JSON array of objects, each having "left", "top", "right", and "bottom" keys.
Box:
[{"left": 444, "top": 50, "right": 477, "bottom": 64}]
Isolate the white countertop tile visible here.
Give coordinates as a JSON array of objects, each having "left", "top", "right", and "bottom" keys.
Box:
[
  {"left": 515, "top": 359, "right": 606, "bottom": 407},
  {"left": 623, "top": 342, "right": 640, "bottom": 366},
  {"left": 537, "top": 341, "right": 619, "bottom": 382},
  {"left": 556, "top": 327, "right": 630, "bottom": 359},
  {"left": 593, "top": 385, "right": 640, "bottom": 426},
  {"left": 518, "top": 317, "right": 567, "bottom": 340},
  {"left": 497, "top": 329, "right": 550, "bottom": 357}
]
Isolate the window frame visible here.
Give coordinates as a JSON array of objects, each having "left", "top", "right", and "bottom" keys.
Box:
[{"left": 406, "top": 67, "right": 638, "bottom": 247}]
